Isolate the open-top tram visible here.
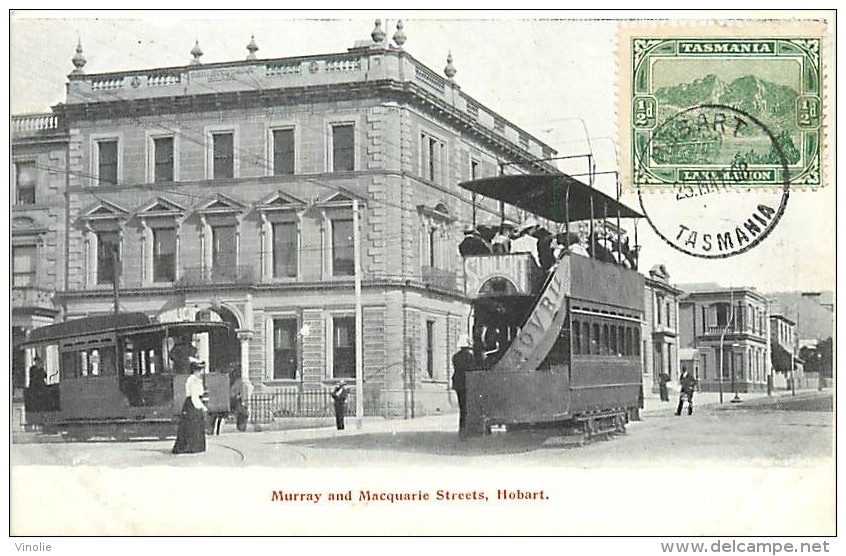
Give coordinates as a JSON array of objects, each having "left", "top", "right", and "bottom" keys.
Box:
[
  {"left": 18, "top": 313, "right": 234, "bottom": 428},
  {"left": 458, "top": 174, "right": 645, "bottom": 437}
]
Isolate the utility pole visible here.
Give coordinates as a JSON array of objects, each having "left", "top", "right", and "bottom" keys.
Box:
[{"left": 353, "top": 198, "right": 364, "bottom": 428}]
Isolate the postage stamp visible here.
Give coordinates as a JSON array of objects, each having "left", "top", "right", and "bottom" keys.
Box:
[{"left": 618, "top": 21, "right": 829, "bottom": 190}]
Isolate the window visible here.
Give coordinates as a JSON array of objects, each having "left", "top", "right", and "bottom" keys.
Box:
[
  {"left": 98, "top": 140, "right": 118, "bottom": 186},
  {"left": 212, "top": 132, "right": 234, "bottom": 179},
  {"left": 273, "top": 128, "right": 295, "bottom": 175},
  {"left": 273, "top": 318, "right": 298, "bottom": 380},
  {"left": 625, "top": 327, "right": 633, "bottom": 356},
  {"left": 15, "top": 161, "right": 36, "bottom": 205},
  {"left": 618, "top": 326, "right": 625, "bottom": 356},
  {"left": 331, "top": 218, "right": 354, "bottom": 276},
  {"left": 427, "top": 227, "right": 437, "bottom": 267},
  {"left": 634, "top": 327, "right": 641, "bottom": 356},
  {"left": 701, "top": 306, "right": 707, "bottom": 333},
  {"left": 421, "top": 132, "right": 444, "bottom": 183},
  {"left": 332, "top": 316, "right": 356, "bottom": 379},
  {"left": 97, "top": 231, "right": 120, "bottom": 285},
  {"left": 212, "top": 225, "right": 237, "bottom": 280},
  {"left": 716, "top": 303, "right": 730, "bottom": 327},
  {"left": 656, "top": 295, "right": 663, "bottom": 325},
  {"left": 470, "top": 158, "right": 480, "bottom": 180},
  {"left": 153, "top": 137, "right": 174, "bottom": 182},
  {"left": 581, "top": 322, "right": 590, "bottom": 355},
  {"left": 331, "top": 124, "right": 355, "bottom": 172},
  {"left": 591, "top": 323, "right": 600, "bottom": 355},
  {"left": 601, "top": 324, "right": 610, "bottom": 355},
  {"left": 152, "top": 227, "right": 176, "bottom": 282},
  {"left": 12, "top": 246, "right": 36, "bottom": 287},
  {"left": 701, "top": 353, "right": 708, "bottom": 380},
  {"left": 572, "top": 320, "right": 581, "bottom": 355},
  {"left": 426, "top": 320, "right": 435, "bottom": 379},
  {"left": 272, "top": 222, "right": 298, "bottom": 278},
  {"left": 610, "top": 325, "right": 618, "bottom": 355}
]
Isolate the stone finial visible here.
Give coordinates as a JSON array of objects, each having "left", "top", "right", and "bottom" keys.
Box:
[
  {"left": 190, "top": 40, "right": 203, "bottom": 65},
  {"left": 371, "top": 19, "right": 386, "bottom": 43},
  {"left": 71, "top": 38, "right": 86, "bottom": 75},
  {"left": 393, "top": 19, "right": 407, "bottom": 47},
  {"left": 444, "top": 51, "right": 457, "bottom": 79},
  {"left": 246, "top": 35, "right": 259, "bottom": 60}
]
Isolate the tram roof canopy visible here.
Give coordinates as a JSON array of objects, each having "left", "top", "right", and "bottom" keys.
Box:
[
  {"left": 18, "top": 313, "right": 232, "bottom": 348},
  {"left": 459, "top": 174, "right": 642, "bottom": 221}
]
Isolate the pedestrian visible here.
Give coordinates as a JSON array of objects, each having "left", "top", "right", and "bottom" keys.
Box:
[
  {"left": 658, "top": 371, "right": 670, "bottom": 402},
  {"left": 172, "top": 359, "right": 208, "bottom": 454},
  {"left": 29, "top": 356, "right": 47, "bottom": 390},
  {"left": 330, "top": 382, "right": 349, "bottom": 430},
  {"left": 491, "top": 222, "right": 513, "bottom": 254},
  {"left": 451, "top": 335, "right": 474, "bottom": 436},
  {"left": 675, "top": 368, "right": 698, "bottom": 416}
]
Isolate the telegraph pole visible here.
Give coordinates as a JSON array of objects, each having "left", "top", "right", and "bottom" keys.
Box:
[{"left": 353, "top": 198, "right": 364, "bottom": 428}]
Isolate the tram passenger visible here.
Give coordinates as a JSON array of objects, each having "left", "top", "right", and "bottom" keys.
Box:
[
  {"left": 172, "top": 359, "right": 208, "bottom": 454},
  {"left": 511, "top": 218, "right": 540, "bottom": 266},
  {"left": 536, "top": 228, "right": 555, "bottom": 271},
  {"left": 451, "top": 336, "right": 473, "bottom": 436},
  {"left": 459, "top": 228, "right": 493, "bottom": 256},
  {"left": 170, "top": 334, "right": 199, "bottom": 373},
  {"left": 491, "top": 223, "right": 514, "bottom": 254},
  {"left": 29, "top": 356, "right": 47, "bottom": 390}
]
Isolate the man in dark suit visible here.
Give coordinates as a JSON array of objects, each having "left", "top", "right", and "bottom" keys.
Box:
[
  {"left": 451, "top": 336, "right": 474, "bottom": 436},
  {"left": 330, "top": 382, "right": 349, "bottom": 430}
]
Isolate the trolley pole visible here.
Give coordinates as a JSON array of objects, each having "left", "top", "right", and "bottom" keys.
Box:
[{"left": 353, "top": 198, "right": 364, "bottom": 428}]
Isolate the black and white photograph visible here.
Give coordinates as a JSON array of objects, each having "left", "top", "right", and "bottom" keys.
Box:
[{"left": 8, "top": 10, "right": 836, "bottom": 540}]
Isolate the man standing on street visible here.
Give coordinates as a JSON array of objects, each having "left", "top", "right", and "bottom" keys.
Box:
[
  {"left": 676, "top": 368, "right": 697, "bottom": 416},
  {"left": 330, "top": 382, "right": 349, "bottom": 430},
  {"left": 451, "top": 335, "right": 474, "bottom": 436}
]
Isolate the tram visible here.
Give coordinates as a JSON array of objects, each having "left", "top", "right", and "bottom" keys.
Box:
[
  {"left": 17, "top": 312, "right": 233, "bottom": 427},
  {"left": 458, "top": 173, "right": 645, "bottom": 437}
]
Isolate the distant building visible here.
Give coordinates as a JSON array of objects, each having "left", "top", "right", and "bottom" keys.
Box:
[
  {"left": 677, "top": 284, "right": 770, "bottom": 393},
  {"left": 643, "top": 265, "right": 682, "bottom": 395},
  {"left": 768, "top": 313, "right": 801, "bottom": 389}
]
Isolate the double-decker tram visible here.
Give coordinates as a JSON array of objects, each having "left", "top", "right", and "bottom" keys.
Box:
[
  {"left": 18, "top": 313, "right": 233, "bottom": 428},
  {"left": 458, "top": 173, "right": 645, "bottom": 438}
]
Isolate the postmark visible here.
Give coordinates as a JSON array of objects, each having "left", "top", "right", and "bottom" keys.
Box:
[
  {"left": 636, "top": 104, "right": 790, "bottom": 258},
  {"left": 619, "top": 23, "right": 827, "bottom": 190}
]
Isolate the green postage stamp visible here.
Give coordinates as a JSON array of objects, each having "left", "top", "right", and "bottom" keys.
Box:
[{"left": 619, "top": 21, "right": 829, "bottom": 190}]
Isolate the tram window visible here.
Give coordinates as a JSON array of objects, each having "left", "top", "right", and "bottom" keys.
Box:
[
  {"left": 625, "top": 327, "right": 633, "bottom": 356},
  {"left": 582, "top": 322, "right": 590, "bottom": 355},
  {"left": 572, "top": 320, "right": 581, "bottom": 355},
  {"left": 591, "top": 323, "right": 600, "bottom": 355},
  {"left": 61, "top": 350, "right": 78, "bottom": 379},
  {"left": 634, "top": 328, "right": 641, "bottom": 356},
  {"left": 601, "top": 325, "right": 609, "bottom": 355},
  {"left": 619, "top": 326, "right": 626, "bottom": 355}
]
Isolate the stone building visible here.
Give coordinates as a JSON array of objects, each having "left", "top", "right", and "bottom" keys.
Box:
[
  {"left": 642, "top": 265, "right": 682, "bottom": 396},
  {"left": 677, "top": 284, "right": 770, "bottom": 394},
  {"left": 11, "top": 113, "right": 68, "bottom": 393},
  {"left": 12, "top": 21, "right": 557, "bottom": 418}
]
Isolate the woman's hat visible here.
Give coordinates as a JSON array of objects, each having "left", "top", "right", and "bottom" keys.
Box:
[{"left": 518, "top": 217, "right": 539, "bottom": 233}]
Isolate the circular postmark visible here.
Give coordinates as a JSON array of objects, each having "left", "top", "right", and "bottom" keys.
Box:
[{"left": 636, "top": 104, "right": 789, "bottom": 259}]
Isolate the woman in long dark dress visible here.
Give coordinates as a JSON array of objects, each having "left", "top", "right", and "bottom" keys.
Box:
[{"left": 172, "top": 360, "right": 208, "bottom": 454}]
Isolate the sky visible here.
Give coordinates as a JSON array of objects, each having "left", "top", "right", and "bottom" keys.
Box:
[{"left": 8, "top": 11, "right": 836, "bottom": 293}]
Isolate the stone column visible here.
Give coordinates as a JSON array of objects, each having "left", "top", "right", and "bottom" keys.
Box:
[{"left": 237, "top": 330, "right": 254, "bottom": 400}]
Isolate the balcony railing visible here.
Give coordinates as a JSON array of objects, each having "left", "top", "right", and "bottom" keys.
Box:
[
  {"left": 177, "top": 265, "right": 255, "bottom": 286},
  {"left": 12, "top": 286, "right": 57, "bottom": 312},
  {"left": 421, "top": 266, "right": 458, "bottom": 291},
  {"left": 11, "top": 113, "right": 60, "bottom": 135},
  {"left": 705, "top": 325, "right": 764, "bottom": 337}
]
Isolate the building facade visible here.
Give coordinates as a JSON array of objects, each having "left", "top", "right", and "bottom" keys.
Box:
[
  {"left": 642, "top": 264, "right": 682, "bottom": 396},
  {"left": 678, "top": 284, "right": 770, "bottom": 393},
  {"left": 11, "top": 113, "right": 68, "bottom": 393},
  {"left": 12, "top": 22, "right": 558, "bottom": 418},
  {"left": 769, "top": 313, "right": 799, "bottom": 389}
]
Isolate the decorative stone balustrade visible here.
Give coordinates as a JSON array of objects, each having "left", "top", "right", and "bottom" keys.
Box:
[
  {"left": 11, "top": 113, "right": 59, "bottom": 133},
  {"left": 61, "top": 48, "right": 553, "bottom": 163}
]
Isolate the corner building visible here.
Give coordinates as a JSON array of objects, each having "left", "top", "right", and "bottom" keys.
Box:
[{"left": 49, "top": 23, "right": 556, "bottom": 418}]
